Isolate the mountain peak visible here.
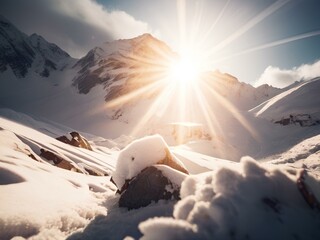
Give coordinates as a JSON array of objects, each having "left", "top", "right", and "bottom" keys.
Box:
[
  {"left": 29, "top": 32, "right": 70, "bottom": 59},
  {"left": 29, "top": 33, "right": 45, "bottom": 43},
  {"left": 0, "top": 14, "right": 12, "bottom": 25},
  {"left": 0, "top": 16, "right": 71, "bottom": 78},
  {"left": 0, "top": 15, "right": 35, "bottom": 77},
  {"left": 133, "top": 33, "right": 154, "bottom": 41}
]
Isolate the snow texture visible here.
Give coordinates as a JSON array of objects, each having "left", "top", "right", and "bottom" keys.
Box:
[
  {"left": 0, "top": 116, "right": 119, "bottom": 239},
  {"left": 0, "top": 115, "right": 183, "bottom": 240},
  {"left": 154, "top": 165, "right": 188, "bottom": 187},
  {"left": 1, "top": 113, "right": 320, "bottom": 239},
  {"left": 139, "top": 157, "right": 320, "bottom": 240}
]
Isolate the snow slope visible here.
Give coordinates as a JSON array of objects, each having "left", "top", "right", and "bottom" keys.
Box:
[
  {"left": 0, "top": 112, "right": 234, "bottom": 239},
  {"left": 1, "top": 113, "right": 320, "bottom": 239},
  {"left": 139, "top": 157, "right": 320, "bottom": 240},
  {"left": 265, "top": 134, "right": 320, "bottom": 177},
  {"left": 0, "top": 115, "right": 179, "bottom": 239},
  {"left": 251, "top": 77, "right": 320, "bottom": 121},
  {"left": 0, "top": 117, "right": 115, "bottom": 239}
]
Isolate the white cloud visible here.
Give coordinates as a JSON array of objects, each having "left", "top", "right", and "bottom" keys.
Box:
[
  {"left": 0, "top": 0, "right": 155, "bottom": 58},
  {"left": 255, "top": 60, "right": 320, "bottom": 88}
]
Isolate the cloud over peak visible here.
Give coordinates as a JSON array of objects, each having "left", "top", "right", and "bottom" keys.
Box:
[
  {"left": 255, "top": 60, "right": 320, "bottom": 88},
  {"left": 0, "top": 0, "right": 155, "bottom": 58}
]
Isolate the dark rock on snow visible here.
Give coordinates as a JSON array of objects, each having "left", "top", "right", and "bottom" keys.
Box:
[
  {"left": 40, "top": 148, "right": 81, "bottom": 172},
  {"left": 56, "top": 131, "right": 93, "bottom": 151},
  {"left": 274, "top": 114, "right": 320, "bottom": 127},
  {"left": 118, "top": 166, "right": 180, "bottom": 210},
  {"left": 40, "top": 148, "right": 106, "bottom": 176}
]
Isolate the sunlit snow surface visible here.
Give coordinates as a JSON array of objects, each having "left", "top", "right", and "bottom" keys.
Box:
[
  {"left": 140, "top": 157, "right": 320, "bottom": 240},
  {"left": 0, "top": 114, "right": 320, "bottom": 239}
]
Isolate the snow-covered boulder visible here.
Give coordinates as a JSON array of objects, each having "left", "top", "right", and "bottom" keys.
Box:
[
  {"left": 111, "top": 135, "right": 189, "bottom": 209},
  {"left": 112, "top": 135, "right": 189, "bottom": 192}
]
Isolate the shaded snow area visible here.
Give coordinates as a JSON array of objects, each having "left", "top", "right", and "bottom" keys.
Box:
[{"left": 139, "top": 157, "right": 320, "bottom": 240}]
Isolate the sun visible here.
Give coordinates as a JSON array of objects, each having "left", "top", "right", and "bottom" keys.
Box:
[{"left": 168, "top": 54, "right": 202, "bottom": 85}]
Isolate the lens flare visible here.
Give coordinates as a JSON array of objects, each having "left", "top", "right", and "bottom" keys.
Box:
[{"left": 168, "top": 55, "right": 201, "bottom": 85}]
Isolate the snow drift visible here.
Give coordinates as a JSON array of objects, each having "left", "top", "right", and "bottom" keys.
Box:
[{"left": 139, "top": 157, "right": 320, "bottom": 240}]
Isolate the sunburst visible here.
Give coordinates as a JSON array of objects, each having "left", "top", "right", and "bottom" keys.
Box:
[{"left": 103, "top": 0, "right": 320, "bottom": 157}]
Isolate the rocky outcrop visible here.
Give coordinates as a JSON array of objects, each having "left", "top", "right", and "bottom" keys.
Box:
[
  {"left": 72, "top": 33, "right": 175, "bottom": 105},
  {"left": 274, "top": 114, "right": 320, "bottom": 127},
  {"left": 118, "top": 166, "right": 180, "bottom": 210},
  {"left": 39, "top": 148, "right": 82, "bottom": 172},
  {"left": 56, "top": 131, "right": 93, "bottom": 151}
]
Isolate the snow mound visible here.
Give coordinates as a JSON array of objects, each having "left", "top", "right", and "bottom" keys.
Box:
[
  {"left": 139, "top": 157, "right": 320, "bottom": 240},
  {"left": 112, "top": 135, "right": 188, "bottom": 191},
  {"left": 251, "top": 78, "right": 320, "bottom": 121},
  {"left": 268, "top": 134, "right": 320, "bottom": 176}
]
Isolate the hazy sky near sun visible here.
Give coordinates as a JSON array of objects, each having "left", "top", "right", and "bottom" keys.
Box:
[{"left": 1, "top": 0, "right": 320, "bottom": 86}]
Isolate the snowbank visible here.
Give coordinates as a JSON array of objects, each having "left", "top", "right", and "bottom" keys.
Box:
[
  {"left": 112, "top": 135, "right": 188, "bottom": 190},
  {"left": 139, "top": 157, "right": 320, "bottom": 240},
  {"left": 0, "top": 117, "right": 117, "bottom": 239},
  {"left": 0, "top": 146, "right": 114, "bottom": 240}
]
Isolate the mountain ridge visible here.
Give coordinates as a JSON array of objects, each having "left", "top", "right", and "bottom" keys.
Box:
[
  {"left": 0, "top": 15, "right": 72, "bottom": 78},
  {"left": 2, "top": 15, "right": 318, "bottom": 157}
]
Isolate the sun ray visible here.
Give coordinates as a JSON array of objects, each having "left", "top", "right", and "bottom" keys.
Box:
[
  {"left": 177, "top": 0, "right": 187, "bottom": 53},
  {"left": 192, "top": 81, "right": 228, "bottom": 157},
  {"left": 198, "top": 0, "right": 232, "bottom": 48},
  {"left": 209, "top": 30, "right": 320, "bottom": 64},
  {"left": 129, "top": 81, "right": 177, "bottom": 137},
  {"left": 201, "top": 80, "right": 259, "bottom": 142},
  {"left": 204, "top": 0, "right": 291, "bottom": 57},
  {"left": 105, "top": 80, "right": 163, "bottom": 108},
  {"left": 188, "top": 0, "right": 205, "bottom": 48}
]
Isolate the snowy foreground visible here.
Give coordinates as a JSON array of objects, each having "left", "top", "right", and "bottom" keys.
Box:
[{"left": 1, "top": 116, "right": 320, "bottom": 240}]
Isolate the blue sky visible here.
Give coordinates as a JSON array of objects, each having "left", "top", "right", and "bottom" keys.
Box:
[{"left": 1, "top": 0, "right": 320, "bottom": 87}]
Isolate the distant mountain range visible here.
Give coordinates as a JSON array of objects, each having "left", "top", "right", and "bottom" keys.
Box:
[{"left": 1, "top": 14, "right": 319, "bottom": 160}]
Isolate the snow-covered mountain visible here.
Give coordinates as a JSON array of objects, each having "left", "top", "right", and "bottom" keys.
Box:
[
  {"left": 0, "top": 16, "right": 283, "bottom": 141},
  {"left": 251, "top": 77, "right": 320, "bottom": 124},
  {"left": 201, "top": 70, "right": 282, "bottom": 110},
  {"left": 0, "top": 15, "right": 72, "bottom": 78},
  {"left": 1, "top": 15, "right": 320, "bottom": 240},
  {"left": 1, "top": 16, "right": 319, "bottom": 162},
  {"left": 72, "top": 33, "right": 174, "bottom": 98}
]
